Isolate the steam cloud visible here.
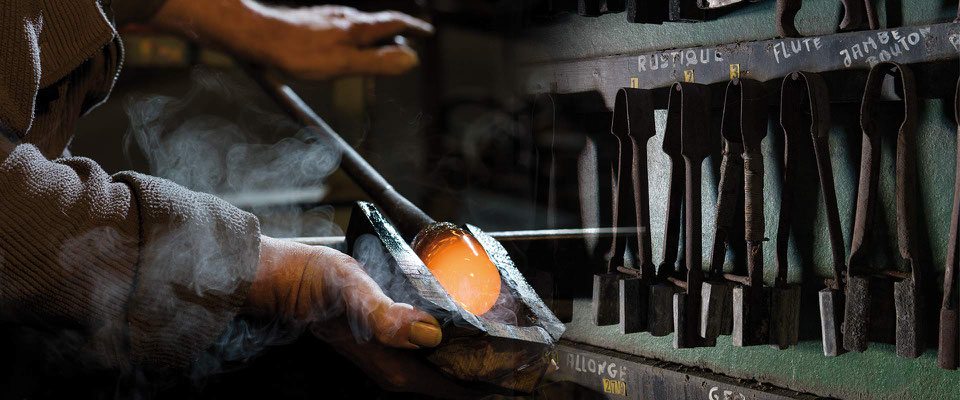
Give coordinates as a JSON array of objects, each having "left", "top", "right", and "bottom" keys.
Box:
[{"left": 121, "top": 68, "right": 346, "bottom": 380}]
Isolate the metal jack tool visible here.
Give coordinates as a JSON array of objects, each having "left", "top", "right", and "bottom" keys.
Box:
[
  {"left": 844, "top": 62, "right": 923, "bottom": 358},
  {"left": 780, "top": 72, "right": 847, "bottom": 356},
  {"left": 714, "top": 79, "right": 771, "bottom": 348},
  {"left": 939, "top": 78, "right": 960, "bottom": 370},
  {"left": 670, "top": 82, "right": 716, "bottom": 349},
  {"left": 609, "top": 88, "right": 658, "bottom": 334},
  {"left": 593, "top": 92, "right": 642, "bottom": 327},
  {"left": 770, "top": 72, "right": 841, "bottom": 351},
  {"left": 591, "top": 123, "right": 626, "bottom": 326},
  {"left": 645, "top": 88, "right": 689, "bottom": 337},
  {"left": 700, "top": 82, "right": 749, "bottom": 341}
]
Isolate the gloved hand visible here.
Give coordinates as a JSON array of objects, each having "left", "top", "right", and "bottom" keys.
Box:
[
  {"left": 246, "top": 236, "right": 442, "bottom": 349},
  {"left": 146, "top": 0, "right": 434, "bottom": 79}
]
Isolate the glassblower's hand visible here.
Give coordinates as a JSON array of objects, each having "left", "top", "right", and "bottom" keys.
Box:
[
  {"left": 246, "top": 236, "right": 442, "bottom": 349},
  {"left": 148, "top": 0, "right": 434, "bottom": 79}
]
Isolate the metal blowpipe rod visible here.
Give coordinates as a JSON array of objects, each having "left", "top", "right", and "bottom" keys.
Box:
[{"left": 245, "top": 65, "right": 435, "bottom": 241}]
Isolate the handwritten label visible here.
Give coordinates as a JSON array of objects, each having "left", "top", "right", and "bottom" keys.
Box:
[
  {"left": 729, "top": 64, "right": 740, "bottom": 79},
  {"left": 839, "top": 27, "right": 931, "bottom": 68},
  {"left": 637, "top": 49, "right": 724, "bottom": 73},
  {"left": 684, "top": 70, "right": 695, "bottom": 82},
  {"left": 709, "top": 387, "right": 746, "bottom": 400},
  {"left": 567, "top": 353, "right": 628, "bottom": 380},
  {"left": 603, "top": 379, "right": 627, "bottom": 396},
  {"left": 772, "top": 37, "right": 824, "bottom": 64}
]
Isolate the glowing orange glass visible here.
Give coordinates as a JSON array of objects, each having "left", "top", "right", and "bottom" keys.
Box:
[{"left": 413, "top": 224, "right": 502, "bottom": 315}]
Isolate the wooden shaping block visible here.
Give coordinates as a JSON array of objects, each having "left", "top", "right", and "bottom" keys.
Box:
[
  {"left": 894, "top": 278, "right": 923, "bottom": 358},
  {"left": 593, "top": 273, "right": 621, "bottom": 326},
  {"left": 843, "top": 275, "right": 871, "bottom": 352},
  {"left": 770, "top": 285, "right": 801, "bottom": 349},
  {"left": 732, "top": 285, "right": 771, "bottom": 347},
  {"left": 648, "top": 284, "right": 678, "bottom": 337},
  {"left": 620, "top": 277, "right": 650, "bottom": 334},
  {"left": 345, "top": 202, "right": 565, "bottom": 393},
  {"left": 673, "top": 292, "right": 691, "bottom": 349},
  {"left": 939, "top": 307, "right": 959, "bottom": 369},
  {"left": 674, "top": 292, "right": 716, "bottom": 348},
  {"left": 819, "top": 288, "right": 846, "bottom": 357},
  {"left": 700, "top": 280, "right": 733, "bottom": 339}
]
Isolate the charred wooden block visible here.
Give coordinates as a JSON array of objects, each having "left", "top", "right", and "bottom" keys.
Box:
[
  {"left": 673, "top": 292, "right": 691, "bottom": 348},
  {"left": 593, "top": 273, "right": 621, "bottom": 326},
  {"left": 648, "top": 284, "right": 678, "bottom": 336},
  {"left": 819, "top": 288, "right": 846, "bottom": 357},
  {"left": 732, "top": 286, "right": 771, "bottom": 347},
  {"left": 770, "top": 285, "right": 801, "bottom": 350},
  {"left": 700, "top": 281, "right": 733, "bottom": 339},
  {"left": 843, "top": 276, "right": 871, "bottom": 352},
  {"left": 894, "top": 278, "right": 923, "bottom": 358},
  {"left": 620, "top": 277, "right": 649, "bottom": 334},
  {"left": 939, "top": 308, "right": 959, "bottom": 370},
  {"left": 673, "top": 292, "right": 715, "bottom": 348}
]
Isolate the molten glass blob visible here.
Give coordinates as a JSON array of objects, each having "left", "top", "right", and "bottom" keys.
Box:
[{"left": 413, "top": 223, "right": 502, "bottom": 315}]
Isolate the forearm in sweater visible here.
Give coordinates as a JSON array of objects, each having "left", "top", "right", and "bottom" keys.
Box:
[{"left": 0, "top": 144, "right": 261, "bottom": 368}]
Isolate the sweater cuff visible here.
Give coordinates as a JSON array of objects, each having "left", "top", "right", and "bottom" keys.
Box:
[
  {"left": 107, "top": 0, "right": 169, "bottom": 26},
  {"left": 113, "top": 171, "right": 260, "bottom": 368}
]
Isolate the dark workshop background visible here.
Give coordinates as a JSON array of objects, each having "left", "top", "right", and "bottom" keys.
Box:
[{"left": 68, "top": 0, "right": 960, "bottom": 398}]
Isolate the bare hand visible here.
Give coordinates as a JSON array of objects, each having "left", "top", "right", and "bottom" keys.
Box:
[
  {"left": 149, "top": 0, "right": 434, "bottom": 79},
  {"left": 246, "top": 236, "right": 441, "bottom": 349}
]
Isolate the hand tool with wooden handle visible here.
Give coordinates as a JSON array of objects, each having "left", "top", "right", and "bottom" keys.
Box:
[
  {"left": 939, "top": 77, "right": 960, "bottom": 370},
  {"left": 588, "top": 106, "right": 624, "bottom": 326},
  {"left": 779, "top": 71, "right": 847, "bottom": 356},
  {"left": 700, "top": 81, "right": 750, "bottom": 341},
  {"left": 594, "top": 91, "right": 642, "bottom": 327},
  {"left": 844, "top": 62, "right": 922, "bottom": 357},
  {"left": 647, "top": 87, "right": 688, "bottom": 337},
  {"left": 611, "top": 88, "right": 658, "bottom": 334},
  {"left": 671, "top": 82, "right": 716, "bottom": 349},
  {"left": 723, "top": 79, "right": 772, "bottom": 348}
]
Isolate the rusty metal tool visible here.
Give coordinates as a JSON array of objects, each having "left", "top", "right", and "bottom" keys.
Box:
[
  {"left": 638, "top": 86, "right": 688, "bottom": 338},
  {"left": 779, "top": 71, "right": 847, "bottom": 356},
  {"left": 589, "top": 103, "right": 624, "bottom": 327},
  {"left": 770, "top": 72, "right": 841, "bottom": 351},
  {"left": 700, "top": 82, "right": 748, "bottom": 341},
  {"left": 610, "top": 88, "right": 658, "bottom": 334},
  {"left": 939, "top": 78, "right": 960, "bottom": 370},
  {"left": 593, "top": 91, "right": 640, "bottom": 327},
  {"left": 670, "top": 82, "right": 715, "bottom": 349},
  {"left": 839, "top": 0, "right": 878, "bottom": 31},
  {"left": 776, "top": 0, "right": 802, "bottom": 37},
  {"left": 844, "top": 62, "right": 922, "bottom": 358},
  {"left": 713, "top": 79, "right": 771, "bottom": 348}
]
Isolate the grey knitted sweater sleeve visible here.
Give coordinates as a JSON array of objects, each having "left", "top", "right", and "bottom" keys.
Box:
[{"left": 0, "top": 144, "right": 261, "bottom": 368}]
